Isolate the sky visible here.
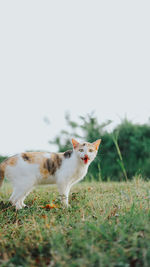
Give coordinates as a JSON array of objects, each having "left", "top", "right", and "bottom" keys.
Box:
[{"left": 0, "top": 1, "right": 150, "bottom": 156}]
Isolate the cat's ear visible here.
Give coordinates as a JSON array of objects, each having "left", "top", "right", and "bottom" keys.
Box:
[
  {"left": 93, "top": 139, "right": 101, "bottom": 151},
  {"left": 72, "top": 138, "right": 79, "bottom": 149}
]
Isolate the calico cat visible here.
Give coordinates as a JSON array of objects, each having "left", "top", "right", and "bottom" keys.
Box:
[{"left": 0, "top": 139, "right": 101, "bottom": 209}]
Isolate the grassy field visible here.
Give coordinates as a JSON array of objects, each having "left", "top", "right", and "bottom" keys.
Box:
[{"left": 0, "top": 178, "right": 150, "bottom": 267}]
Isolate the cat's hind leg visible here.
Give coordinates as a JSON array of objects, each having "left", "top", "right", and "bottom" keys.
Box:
[
  {"left": 15, "top": 192, "right": 30, "bottom": 209},
  {"left": 11, "top": 187, "right": 34, "bottom": 210},
  {"left": 10, "top": 177, "right": 35, "bottom": 210},
  {"left": 19, "top": 189, "right": 32, "bottom": 208},
  {"left": 20, "top": 196, "right": 27, "bottom": 208}
]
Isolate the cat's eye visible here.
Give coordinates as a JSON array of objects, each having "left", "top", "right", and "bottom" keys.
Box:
[
  {"left": 79, "top": 149, "right": 84, "bottom": 152},
  {"left": 89, "top": 149, "right": 94, "bottom": 153}
]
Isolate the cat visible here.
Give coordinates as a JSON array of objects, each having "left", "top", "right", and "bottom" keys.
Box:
[{"left": 0, "top": 138, "right": 101, "bottom": 209}]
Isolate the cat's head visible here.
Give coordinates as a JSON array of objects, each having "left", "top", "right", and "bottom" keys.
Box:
[{"left": 71, "top": 138, "right": 101, "bottom": 165}]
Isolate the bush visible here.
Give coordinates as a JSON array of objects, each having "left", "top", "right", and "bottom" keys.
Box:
[
  {"left": 49, "top": 114, "right": 150, "bottom": 181},
  {"left": 0, "top": 155, "right": 7, "bottom": 164}
]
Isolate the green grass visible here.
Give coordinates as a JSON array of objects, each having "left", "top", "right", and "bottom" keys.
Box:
[{"left": 0, "top": 178, "right": 150, "bottom": 266}]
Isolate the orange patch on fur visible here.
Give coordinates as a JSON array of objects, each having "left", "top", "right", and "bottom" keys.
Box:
[
  {"left": 72, "top": 139, "right": 79, "bottom": 149},
  {"left": 22, "top": 152, "right": 44, "bottom": 164},
  {"left": 0, "top": 156, "right": 18, "bottom": 185},
  {"left": 40, "top": 166, "right": 49, "bottom": 179},
  {"left": 0, "top": 168, "right": 4, "bottom": 186},
  {"left": 0, "top": 156, "right": 18, "bottom": 169},
  {"left": 22, "top": 152, "right": 53, "bottom": 178},
  {"left": 8, "top": 157, "right": 18, "bottom": 166},
  {"left": 92, "top": 139, "right": 101, "bottom": 151},
  {"left": 40, "top": 153, "right": 63, "bottom": 178}
]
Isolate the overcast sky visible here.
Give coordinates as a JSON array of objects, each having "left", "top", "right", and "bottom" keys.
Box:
[{"left": 0, "top": 1, "right": 150, "bottom": 156}]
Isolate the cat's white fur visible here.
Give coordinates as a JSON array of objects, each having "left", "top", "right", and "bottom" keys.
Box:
[{"left": 0, "top": 139, "right": 101, "bottom": 209}]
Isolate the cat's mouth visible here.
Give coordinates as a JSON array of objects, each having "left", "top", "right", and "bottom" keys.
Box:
[{"left": 81, "top": 155, "right": 89, "bottom": 164}]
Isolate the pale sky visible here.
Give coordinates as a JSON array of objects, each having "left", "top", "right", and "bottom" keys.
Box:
[{"left": 0, "top": 1, "right": 150, "bottom": 156}]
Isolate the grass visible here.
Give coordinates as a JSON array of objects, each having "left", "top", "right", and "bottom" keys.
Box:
[
  {"left": 112, "top": 133, "right": 128, "bottom": 182},
  {"left": 0, "top": 178, "right": 150, "bottom": 266}
]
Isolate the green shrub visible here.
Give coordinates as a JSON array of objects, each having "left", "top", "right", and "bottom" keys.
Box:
[
  {"left": 49, "top": 114, "right": 150, "bottom": 181},
  {"left": 0, "top": 155, "right": 7, "bottom": 164}
]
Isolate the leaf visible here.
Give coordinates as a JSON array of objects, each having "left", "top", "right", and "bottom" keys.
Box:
[
  {"left": 41, "top": 203, "right": 58, "bottom": 209},
  {"left": 88, "top": 187, "right": 93, "bottom": 191}
]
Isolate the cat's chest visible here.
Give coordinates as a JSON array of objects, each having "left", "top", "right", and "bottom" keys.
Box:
[
  {"left": 70, "top": 167, "right": 87, "bottom": 184},
  {"left": 73, "top": 166, "right": 87, "bottom": 179},
  {"left": 60, "top": 160, "right": 88, "bottom": 181}
]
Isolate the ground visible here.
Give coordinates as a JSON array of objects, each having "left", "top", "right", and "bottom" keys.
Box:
[{"left": 0, "top": 178, "right": 150, "bottom": 267}]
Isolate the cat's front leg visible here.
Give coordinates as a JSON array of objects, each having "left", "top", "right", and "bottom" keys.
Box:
[
  {"left": 61, "top": 194, "right": 69, "bottom": 207},
  {"left": 57, "top": 183, "right": 71, "bottom": 208}
]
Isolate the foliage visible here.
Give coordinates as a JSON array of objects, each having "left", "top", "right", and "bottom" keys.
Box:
[
  {"left": 0, "top": 156, "right": 7, "bottom": 164},
  {"left": 113, "top": 119, "right": 150, "bottom": 179},
  {"left": 1, "top": 179, "right": 150, "bottom": 266},
  {"left": 49, "top": 114, "right": 150, "bottom": 180}
]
